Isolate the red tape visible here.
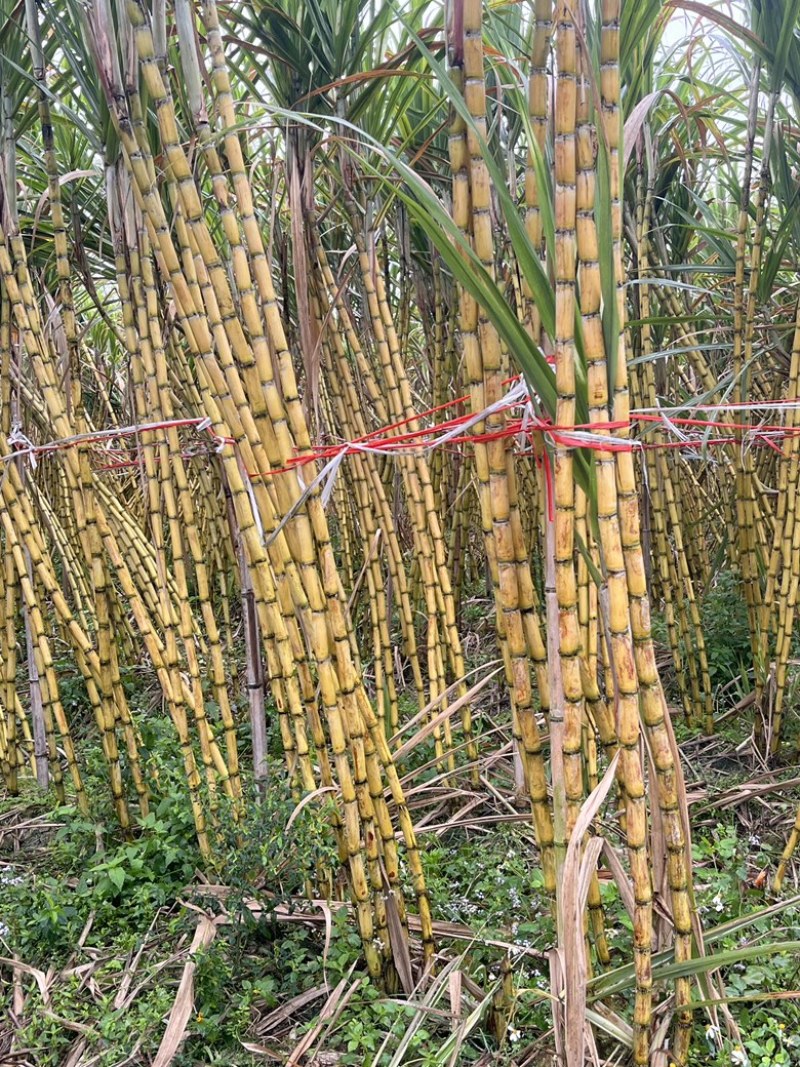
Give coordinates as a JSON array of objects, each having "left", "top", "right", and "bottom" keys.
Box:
[{"left": 14, "top": 386, "right": 800, "bottom": 526}]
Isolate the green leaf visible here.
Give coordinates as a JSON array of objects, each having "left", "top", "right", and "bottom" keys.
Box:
[{"left": 108, "top": 866, "right": 125, "bottom": 891}]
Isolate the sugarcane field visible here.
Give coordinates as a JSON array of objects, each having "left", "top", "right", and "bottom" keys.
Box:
[{"left": 5, "top": 0, "right": 800, "bottom": 1064}]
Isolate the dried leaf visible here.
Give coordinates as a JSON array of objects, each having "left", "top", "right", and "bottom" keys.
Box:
[
  {"left": 601, "top": 839, "right": 635, "bottom": 920},
  {"left": 622, "top": 92, "right": 661, "bottom": 170},
  {"left": 0, "top": 956, "right": 50, "bottom": 1005},
  {"left": 285, "top": 787, "right": 337, "bottom": 833},
  {"left": 256, "top": 984, "right": 328, "bottom": 1037},
  {"left": 393, "top": 666, "right": 502, "bottom": 762},
  {"left": 448, "top": 968, "right": 462, "bottom": 1028},
  {"left": 562, "top": 754, "right": 619, "bottom": 1067},
  {"left": 385, "top": 889, "right": 414, "bottom": 994},
  {"left": 286, "top": 973, "right": 359, "bottom": 1067},
  {"left": 151, "top": 915, "right": 217, "bottom": 1067}
]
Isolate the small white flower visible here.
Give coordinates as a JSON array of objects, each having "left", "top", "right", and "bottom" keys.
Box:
[
  {"left": 507, "top": 1025, "right": 521, "bottom": 1044},
  {"left": 712, "top": 893, "right": 725, "bottom": 912},
  {"left": 705, "top": 1023, "right": 721, "bottom": 1051},
  {"left": 731, "top": 1046, "right": 750, "bottom": 1066}
]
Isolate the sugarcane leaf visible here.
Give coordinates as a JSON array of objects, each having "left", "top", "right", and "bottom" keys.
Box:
[{"left": 588, "top": 894, "right": 800, "bottom": 1003}]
